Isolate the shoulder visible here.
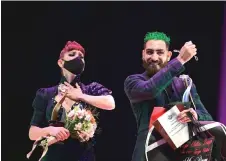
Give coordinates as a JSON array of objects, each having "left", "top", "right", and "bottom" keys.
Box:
[
  {"left": 172, "top": 76, "right": 185, "bottom": 87},
  {"left": 87, "top": 82, "right": 103, "bottom": 87},
  {"left": 84, "top": 82, "right": 112, "bottom": 96},
  {"left": 124, "top": 73, "right": 147, "bottom": 86},
  {"left": 175, "top": 75, "right": 197, "bottom": 86},
  {"left": 173, "top": 75, "right": 198, "bottom": 91},
  {"left": 86, "top": 81, "right": 110, "bottom": 90},
  {"left": 125, "top": 73, "right": 146, "bottom": 82},
  {"left": 34, "top": 85, "right": 58, "bottom": 100},
  {"left": 173, "top": 76, "right": 183, "bottom": 82}
]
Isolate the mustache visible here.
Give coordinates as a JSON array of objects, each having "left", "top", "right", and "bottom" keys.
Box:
[
  {"left": 143, "top": 59, "right": 168, "bottom": 77},
  {"left": 146, "top": 60, "right": 162, "bottom": 65}
]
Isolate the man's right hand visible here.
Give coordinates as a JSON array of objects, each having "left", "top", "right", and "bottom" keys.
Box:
[
  {"left": 47, "top": 126, "right": 70, "bottom": 141},
  {"left": 177, "top": 41, "right": 197, "bottom": 65}
]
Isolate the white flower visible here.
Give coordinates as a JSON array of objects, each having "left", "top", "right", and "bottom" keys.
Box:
[
  {"left": 74, "top": 123, "right": 82, "bottom": 130},
  {"left": 83, "top": 123, "right": 96, "bottom": 138},
  {"left": 68, "top": 110, "right": 75, "bottom": 118},
  {"left": 77, "top": 113, "right": 84, "bottom": 119},
  {"left": 81, "top": 109, "right": 86, "bottom": 114},
  {"left": 87, "top": 128, "right": 95, "bottom": 138},
  {"left": 75, "top": 109, "right": 85, "bottom": 119},
  {"left": 85, "top": 114, "right": 91, "bottom": 121}
]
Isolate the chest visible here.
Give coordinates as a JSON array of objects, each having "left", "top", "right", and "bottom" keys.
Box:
[
  {"left": 157, "top": 79, "right": 187, "bottom": 104},
  {"left": 45, "top": 86, "right": 88, "bottom": 121},
  {"left": 54, "top": 94, "right": 76, "bottom": 113}
]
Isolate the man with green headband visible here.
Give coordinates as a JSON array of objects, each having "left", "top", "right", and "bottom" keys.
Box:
[{"left": 124, "top": 32, "right": 226, "bottom": 161}]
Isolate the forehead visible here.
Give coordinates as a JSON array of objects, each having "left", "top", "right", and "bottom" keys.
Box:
[
  {"left": 65, "top": 49, "right": 84, "bottom": 55},
  {"left": 145, "top": 40, "right": 167, "bottom": 50}
]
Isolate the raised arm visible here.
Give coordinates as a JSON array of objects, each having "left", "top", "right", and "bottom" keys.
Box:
[
  {"left": 64, "top": 82, "right": 115, "bottom": 110},
  {"left": 80, "top": 94, "right": 115, "bottom": 110},
  {"left": 124, "top": 58, "right": 185, "bottom": 103}
]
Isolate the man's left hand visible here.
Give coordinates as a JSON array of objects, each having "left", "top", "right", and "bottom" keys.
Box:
[
  {"left": 177, "top": 108, "right": 198, "bottom": 123},
  {"left": 64, "top": 82, "right": 84, "bottom": 101}
]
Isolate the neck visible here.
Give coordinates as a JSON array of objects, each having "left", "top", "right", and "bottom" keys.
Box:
[{"left": 62, "top": 69, "right": 76, "bottom": 83}]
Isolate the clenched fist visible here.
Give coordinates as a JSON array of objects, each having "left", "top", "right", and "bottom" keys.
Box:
[{"left": 177, "top": 41, "right": 197, "bottom": 65}]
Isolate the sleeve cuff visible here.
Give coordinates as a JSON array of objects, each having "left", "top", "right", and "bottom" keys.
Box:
[{"left": 168, "top": 58, "right": 185, "bottom": 74}]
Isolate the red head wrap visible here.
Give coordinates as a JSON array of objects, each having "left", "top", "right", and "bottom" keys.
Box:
[{"left": 59, "top": 41, "right": 85, "bottom": 58}]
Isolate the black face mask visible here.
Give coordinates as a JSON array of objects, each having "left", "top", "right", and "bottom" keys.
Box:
[{"left": 63, "top": 56, "right": 85, "bottom": 75}]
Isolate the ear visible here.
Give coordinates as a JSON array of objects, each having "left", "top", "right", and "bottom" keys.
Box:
[
  {"left": 167, "top": 51, "right": 172, "bottom": 61},
  {"left": 58, "top": 59, "right": 64, "bottom": 68},
  {"left": 81, "top": 59, "right": 85, "bottom": 65},
  {"left": 142, "top": 49, "right": 145, "bottom": 60}
]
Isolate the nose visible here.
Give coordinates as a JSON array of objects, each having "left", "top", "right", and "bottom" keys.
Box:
[{"left": 150, "top": 53, "right": 159, "bottom": 62}]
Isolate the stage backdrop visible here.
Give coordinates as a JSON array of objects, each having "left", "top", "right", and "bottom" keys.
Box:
[
  {"left": 219, "top": 3, "right": 226, "bottom": 125},
  {"left": 2, "top": 2, "right": 225, "bottom": 161}
]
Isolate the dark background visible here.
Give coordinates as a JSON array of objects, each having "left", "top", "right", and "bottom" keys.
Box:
[{"left": 2, "top": 2, "right": 225, "bottom": 161}]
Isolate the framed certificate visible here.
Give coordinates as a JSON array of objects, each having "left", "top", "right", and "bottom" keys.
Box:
[{"left": 152, "top": 104, "right": 190, "bottom": 149}]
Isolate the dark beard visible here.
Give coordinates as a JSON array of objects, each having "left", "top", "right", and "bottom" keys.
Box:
[{"left": 142, "top": 60, "right": 168, "bottom": 77}]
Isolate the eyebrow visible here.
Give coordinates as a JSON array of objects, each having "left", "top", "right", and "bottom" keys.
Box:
[
  {"left": 146, "top": 49, "right": 165, "bottom": 52},
  {"left": 68, "top": 51, "right": 84, "bottom": 55}
]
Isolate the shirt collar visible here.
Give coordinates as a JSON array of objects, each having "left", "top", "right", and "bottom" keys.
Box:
[{"left": 59, "top": 75, "right": 81, "bottom": 87}]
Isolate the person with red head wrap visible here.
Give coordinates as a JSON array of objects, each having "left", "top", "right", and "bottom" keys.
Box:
[
  {"left": 28, "top": 41, "right": 115, "bottom": 161},
  {"left": 59, "top": 41, "right": 85, "bottom": 59}
]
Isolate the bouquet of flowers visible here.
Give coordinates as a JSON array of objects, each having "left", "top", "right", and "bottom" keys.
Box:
[
  {"left": 65, "top": 104, "right": 98, "bottom": 142},
  {"left": 26, "top": 104, "right": 99, "bottom": 161}
]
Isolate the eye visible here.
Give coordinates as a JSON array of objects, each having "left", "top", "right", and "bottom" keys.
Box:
[
  {"left": 146, "top": 50, "right": 154, "bottom": 55},
  {"left": 69, "top": 52, "right": 76, "bottom": 56},
  {"left": 78, "top": 53, "right": 84, "bottom": 59},
  {"left": 157, "top": 51, "right": 164, "bottom": 55}
]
